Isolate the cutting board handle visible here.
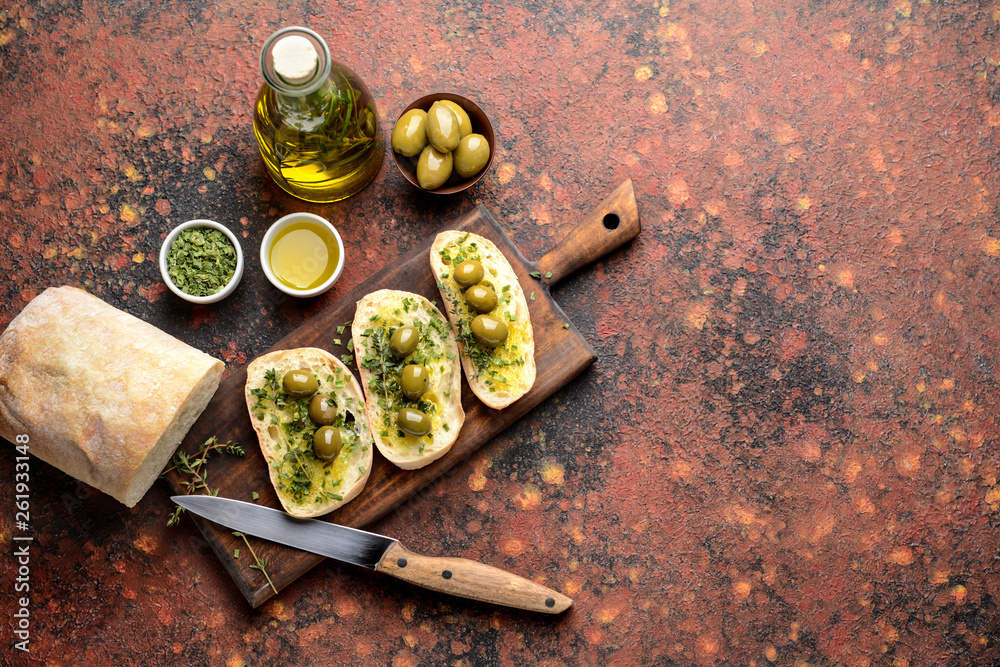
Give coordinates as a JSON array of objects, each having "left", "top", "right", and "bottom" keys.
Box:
[{"left": 534, "top": 179, "right": 641, "bottom": 286}]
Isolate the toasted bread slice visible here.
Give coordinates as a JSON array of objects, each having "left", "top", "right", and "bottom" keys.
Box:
[
  {"left": 352, "top": 290, "right": 464, "bottom": 469},
  {"left": 430, "top": 231, "right": 536, "bottom": 409},
  {"left": 245, "top": 347, "right": 373, "bottom": 518}
]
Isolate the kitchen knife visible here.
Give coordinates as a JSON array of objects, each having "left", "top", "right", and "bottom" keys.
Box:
[{"left": 172, "top": 495, "right": 572, "bottom": 614}]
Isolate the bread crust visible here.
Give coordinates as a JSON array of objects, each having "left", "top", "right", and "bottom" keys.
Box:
[
  {"left": 430, "top": 231, "right": 536, "bottom": 409},
  {"left": 245, "top": 347, "right": 373, "bottom": 518},
  {"left": 352, "top": 290, "right": 464, "bottom": 469},
  {"left": 0, "top": 286, "right": 224, "bottom": 507}
]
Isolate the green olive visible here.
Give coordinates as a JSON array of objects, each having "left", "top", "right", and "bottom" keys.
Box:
[
  {"left": 390, "top": 326, "right": 420, "bottom": 357},
  {"left": 400, "top": 364, "right": 430, "bottom": 401},
  {"left": 397, "top": 407, "right": 431, "bottom": 437},
  {"left": 309, "top": 394, "right": 337, "bottom": 425},
  {"left": 391, "top": 109, "right": 428, "bottom": 157},
  {"left": 416, "top": 145, "right": 453, "bottom": 190},
  {"left": 283, "top": 369, "right": 318, "bottom": 398},
  {"left": 438, "top": 100, "right": 473, "bottom": 137},
  {"left": 465, "top": 283, "right": 497, "bottom": 313},
  {"left": 313, "top": 426, "right": 342, "bottom": 460},
  {"left": 426, "top": 101, "right": 461, "bottom": 152},
  {"left": 471, "top": 314, "right": 508, "bottom": 348},
  {"left": 453, "top": 260, "right": 484, "bottom": 288},
  {"left": 454, "top": 134, "right": 491, "bottom": 179}
]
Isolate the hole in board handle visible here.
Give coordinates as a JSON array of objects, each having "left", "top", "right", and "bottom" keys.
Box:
[{"left": 602, "top": 213, "right": 620, "bottom": 230}]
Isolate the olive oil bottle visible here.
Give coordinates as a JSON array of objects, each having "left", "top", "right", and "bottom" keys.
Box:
[{"left": 253, "top": 27, "right": 383, "bottom": 203}]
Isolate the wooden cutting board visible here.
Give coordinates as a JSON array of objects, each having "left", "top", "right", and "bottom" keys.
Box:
[{"left": 165, "top": 180, "right": 640, "bottom": 607}]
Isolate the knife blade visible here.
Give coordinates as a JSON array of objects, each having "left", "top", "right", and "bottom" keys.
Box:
[{"left": 173, "top": 495, "right": 572, "bottom": 614}]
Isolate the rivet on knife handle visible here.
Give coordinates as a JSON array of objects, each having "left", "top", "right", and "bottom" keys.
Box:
[
  {"left": 378, "top": 542, "right": 572, "bottom": 614},
  {"left": 534, "top": 178, "right": 641, "bottom": 287}
]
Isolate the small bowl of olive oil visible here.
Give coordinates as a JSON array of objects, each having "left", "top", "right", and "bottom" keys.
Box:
[{"left": 261, "top": 212, "right": 345, "bottom": 298}]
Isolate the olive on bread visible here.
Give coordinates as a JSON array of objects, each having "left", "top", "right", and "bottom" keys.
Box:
[
  {"left": 430, "top": 231, "right": 536, "bottom": 409},
  {"left": 352, "top": 290, "right": 464, "bottom": 469},
  {"left": 245, "top": 347, "right": 373, "bottom": 518}
]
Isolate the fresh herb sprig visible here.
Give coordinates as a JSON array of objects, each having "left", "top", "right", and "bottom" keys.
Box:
[
  {"left": 233, "top": 531, "right": 278, "bottom": 595},
  {"left": 163, "top": 436, "right": 244, "bottom": 527},
  {"left": 275, "top": 70, "right": 378, "bottom": 176},
  {"left": 360, "top": 324, "right": 406, "bottom": 428},
  {"left": 359, "top": 312, "right": 449, "bottom": 435},
  {"left": 162, "top": 437, "right": 277, "bottom": 595}
]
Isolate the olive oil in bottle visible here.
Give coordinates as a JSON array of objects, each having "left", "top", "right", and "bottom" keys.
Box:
[{"left": 253, "top": 27, "right": 383, "bottom": 203}]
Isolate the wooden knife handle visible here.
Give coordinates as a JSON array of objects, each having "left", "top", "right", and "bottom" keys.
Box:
[
  {"left": 534, "top": 178, "right": 641, "bottom": 287},
  {"left": 377, "top": 542, "right": 572, "bottom": 614}
]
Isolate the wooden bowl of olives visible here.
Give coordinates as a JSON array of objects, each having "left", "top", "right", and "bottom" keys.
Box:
[{"left": 391, "top": 93, "right": 495, "bottom": 194}]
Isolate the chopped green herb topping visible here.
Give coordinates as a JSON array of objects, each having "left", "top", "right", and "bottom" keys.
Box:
[
  {"left": 166, "top": 227, "right": 237, "bottom": 296},
  {"left": 249, "top": 368, "right": 362, "bottom": 507},
  {"left": 438, "top": 234, "right": 527, "bottom": 387},
  {"left": 359, "top": 322, "right": 440, "bottom": 432}
]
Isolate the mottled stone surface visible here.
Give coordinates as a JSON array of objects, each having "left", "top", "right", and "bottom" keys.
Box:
[{"left": 2, "top": 0, "right": 1000, "bottom": 665}]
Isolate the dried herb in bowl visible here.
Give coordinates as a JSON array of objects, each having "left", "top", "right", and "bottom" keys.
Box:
[{"left": 166, "top": 228, "right": 237, "bottom": 296}]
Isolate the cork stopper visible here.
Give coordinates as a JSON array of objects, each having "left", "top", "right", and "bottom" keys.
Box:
[{"left": 272, "top": 35, "right": 318, "bottom": 85}]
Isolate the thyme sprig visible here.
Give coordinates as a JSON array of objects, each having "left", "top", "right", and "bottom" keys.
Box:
[
  {"left": 162, "top": 438, "right": 277, "bottom": 595},
  {"left": 359, "top": 324, "right": 407, "bottom": 430},
  {"left": 163, "top": 436, "right": 245, "bottom": 527},
  {"left": 233, "top": 531, "right": 278, "bottom": 595},
  {"left": 359, "top": 313, "right": 448, "bottom": 437},
  {"left": 275, "top": 72, "right": 378, "bottom": 176}
]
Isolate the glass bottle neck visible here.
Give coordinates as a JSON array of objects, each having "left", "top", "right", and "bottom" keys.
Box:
[
  {"left": 260, "top": 27, "right": 334, "bottom": 131},
  {"left": 271, "top": 79, "right": 333, "bottom": 132}
]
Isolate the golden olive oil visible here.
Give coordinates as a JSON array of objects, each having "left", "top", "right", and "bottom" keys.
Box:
[
  {"left": 269, "top": 222, "right": 340, "bottom": 290},
  {"left": 253, "top": 28, "right": 383, "bottom": 203}
]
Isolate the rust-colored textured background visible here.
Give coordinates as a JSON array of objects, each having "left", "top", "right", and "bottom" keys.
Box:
[{"left": 2, "top": 0, "right": 1000, "bottom": 665}]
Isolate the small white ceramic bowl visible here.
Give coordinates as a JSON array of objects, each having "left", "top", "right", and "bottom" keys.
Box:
[
  {"left": 260, "top": 212, "right": 345, "bottom": 298},
  {"left": 159, "top": 219, "right": 244, "bottom": 304}
]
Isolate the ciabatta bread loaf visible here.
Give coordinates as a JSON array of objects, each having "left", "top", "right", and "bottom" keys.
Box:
[{"left": 0, "top": 286, "right": 224, "bottom": 507}]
